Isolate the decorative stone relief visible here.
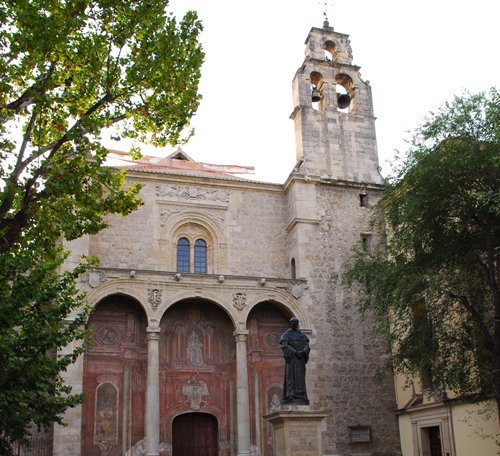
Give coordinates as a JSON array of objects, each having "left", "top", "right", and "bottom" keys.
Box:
[
  {"left": 268, "top": 393, "right": 281, "bottom": 413},
  {"left": 266, "top": 332, "right": 280, "bottom": 348},
  {"left": 156, "top": 184, "right": 230, "bottom": 203},
  {"left": 286, "top": 282, "right": 304, "bottom": 299},
  {"left": 98, "top": 326, "right": 119, "bottom": 346},
  {"left": 267, "top": 385, "right": 283, "bottom": 413},
  {"left": 308, "top": 37, "right": 315, "bottom": 51},
  {"left": 233, "top": 292, "right": 247, "bottom": 310},
  {"left": 124, "top": 438, "right": 145, "bottom": 456},
  {"left": 346, "top": 39, "right": 353, "bottom": 60},
  {"left": 82, "top": 270, "right": 107, "bottom": 288},
  {"left": 181, "top": 378, "right": 209, "bottom": 410},
  {"left": 147, "top": 288, "right": 162, "bottom": 311},
  {"left": 159, "top": 208, "right": 180, "bottom": 226},
  {"left": 236, "top": 321, "right": 246, "bottom": 332}
]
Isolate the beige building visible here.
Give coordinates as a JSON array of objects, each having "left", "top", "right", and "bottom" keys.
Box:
[
  {"left": 395, "top": 370, "right": 499, "bottom": 455},
  {"left": 54, "top": 22, "right": 403, "bottom": 456}
]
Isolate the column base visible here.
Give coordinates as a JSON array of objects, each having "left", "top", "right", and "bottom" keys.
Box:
[{"left": 264, "top": 406, "right": 329, "bottom": 456}]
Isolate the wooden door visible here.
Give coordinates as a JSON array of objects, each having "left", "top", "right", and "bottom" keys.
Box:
[{"left": 172, "top": 413, "right": 218, "bottom": 456}]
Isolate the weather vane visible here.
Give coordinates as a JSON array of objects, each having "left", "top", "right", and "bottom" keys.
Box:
[{"left": 316, "top": 0, "right": 335, "bottom": 26}]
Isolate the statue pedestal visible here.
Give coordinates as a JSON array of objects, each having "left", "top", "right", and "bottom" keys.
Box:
[{"left": 264, "top": 406, "right": 329, "bottom": 456}]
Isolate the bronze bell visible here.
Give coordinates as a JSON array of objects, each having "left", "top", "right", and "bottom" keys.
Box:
[
  {"left": 311, "top": 87, "right": 321, "bottom": 102},
  {"left": 337, "top": 94, "right": 351, "bottom": 109}
]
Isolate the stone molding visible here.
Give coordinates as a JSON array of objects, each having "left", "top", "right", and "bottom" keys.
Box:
[{"left": 83, "top": 272, "right": 311, "bottom": 332}]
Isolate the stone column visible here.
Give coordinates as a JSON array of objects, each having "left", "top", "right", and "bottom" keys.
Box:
[
  {"left": 234, "top": 330, "right": 252, "bottom": 456},
  {"left": 145, "top": 328, "right": 161, "bottom": 456}
]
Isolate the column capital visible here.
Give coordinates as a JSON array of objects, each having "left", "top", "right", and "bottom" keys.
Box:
[
  {"left": 233, "top": 330, "right": 249, "bottom": 341},
  {"left": 147, "top": 328, "right": 161, "bottom": 341}
]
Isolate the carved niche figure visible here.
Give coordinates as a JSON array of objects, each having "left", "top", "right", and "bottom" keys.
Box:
[
  {"left": 187, "top": 328, "right": 203, "bottom": 366},
  {"left": 280, "top": 317, "right": 310, "bottom": 405},
  {"left": 268, "top": 393, "right": 281, "bottom": 413}
]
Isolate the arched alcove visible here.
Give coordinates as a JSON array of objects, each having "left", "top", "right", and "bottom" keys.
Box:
[
  {"left": 324, "top": 40, "right": 337, "bottom": 61},
  {"left": 246, "top": 302, "right": 290, "bottom": 456},
  {"left": 159, "top": 298, "right": 234, "bottom": 453},
  {"left": 335, "top": 73, "right": 355, "bottom": 113},
  {"left": 309, "top": 71, "right": 324, "bottom": 111},
  {"left": 81, "top": 295, "right": 147, "bottom": 456}
]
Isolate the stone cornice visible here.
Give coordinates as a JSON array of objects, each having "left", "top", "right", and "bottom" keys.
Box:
[
  {"left": 126, "top": 169, "right": 284, "bottom": 194},
  {"left": 283, "top": 173, "right": 385, "bottom": 193},
  {"left": 84, "top": 267, "right": 307, "bottom": 289}
]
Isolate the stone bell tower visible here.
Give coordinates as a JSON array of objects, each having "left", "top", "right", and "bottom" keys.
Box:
[{"left": 290, "top": 20, "right": 383, "bottom": 184}]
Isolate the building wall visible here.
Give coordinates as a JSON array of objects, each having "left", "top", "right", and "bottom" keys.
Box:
[
  {"left": 55, "top": 22, "right": 403, "bottom": 456},
  {"left": 397, "top": 399, "right": 499, "bottom": 456},
  {"left": 452, "top": 401, "right": 499, "bottom": 456}
]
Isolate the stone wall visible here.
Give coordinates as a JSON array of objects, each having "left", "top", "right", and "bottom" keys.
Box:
[{"left": 308, "top": 183, "right": 400, "bottom": 455}]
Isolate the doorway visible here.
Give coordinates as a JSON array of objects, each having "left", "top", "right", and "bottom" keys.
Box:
[
  {"left": 421, "top": 426, "right": 443, "bottom": 456},
  {"left": 172, "top": 413, "right": 218, "bottom": 456}
]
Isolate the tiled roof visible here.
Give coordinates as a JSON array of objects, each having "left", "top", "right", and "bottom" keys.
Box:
[{"left": 116, "top": 158, "right": 261, "bottom": 183}]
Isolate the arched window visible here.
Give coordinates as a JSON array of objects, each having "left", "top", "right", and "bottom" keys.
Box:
[
  {"left": 291, "top": 258, "right": 296, "bottom": 279},
  {"left": 335, "top": 73, "right": 354, "bottom": 113},
  {"left": 194, "top": 239, "right": 207, "bottom": 274},
  {"left": 324, "top": 40, "right": 337, "bottom": 61},
  {"left": 177, "top": 238, "right": 190, "bottom": 272},
  {"left": 310, "top": 71, "right": 324, "bottom": 111}
]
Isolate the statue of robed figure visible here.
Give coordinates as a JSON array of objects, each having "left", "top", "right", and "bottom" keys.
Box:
[{"left": 280, "top": 317, "right": 310, "bottom": 405}]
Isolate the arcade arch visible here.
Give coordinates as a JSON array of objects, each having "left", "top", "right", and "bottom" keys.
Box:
[
  {"left": 159, "top": 299, "right": 235, "bottom": 454},
  {"left": 81, "top": 294, "right": 148, "bottom": 456},
  {"left": 246, "top": 302, "right": 291, "bottom": 456}
]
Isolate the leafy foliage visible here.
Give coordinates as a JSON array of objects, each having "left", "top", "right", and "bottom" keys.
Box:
[
  {"left": 344, "top": 89, "right": 500, "bottom": 408},
  {"left": 0, "top": 0, "right": 203, "bottom": 451}
]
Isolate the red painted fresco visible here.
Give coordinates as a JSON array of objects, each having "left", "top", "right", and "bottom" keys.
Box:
[
  {"left": 81, "top": 296, "right": 147, "bottom": 455},
  {"left": 159, "top": 300, "right": 235, "bottom": 455},
  {"left": 247, "top": 303, "right": 290, "bottom": 456},
  {"left": 81, "top": 297, "right": 288, "bottom": 456}
]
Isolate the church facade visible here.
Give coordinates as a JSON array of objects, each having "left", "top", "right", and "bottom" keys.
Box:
[{"left": 55, "top": 22, "right": 401, "bottom": 456}]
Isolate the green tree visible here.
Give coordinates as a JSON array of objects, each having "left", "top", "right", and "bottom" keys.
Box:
[
  {"left": 344, "top": 89, "right": 500, "bottom": 416},
  {"left": 0, "top": 0, "right": 203, "bottom": 452}
]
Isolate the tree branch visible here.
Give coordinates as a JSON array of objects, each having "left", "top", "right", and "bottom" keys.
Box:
[
  {"left": 5, "top": 63, "right": 57, "bottom": 114},
  {"left": 446, "top": 289, "right": 494, "bottom": 350}
]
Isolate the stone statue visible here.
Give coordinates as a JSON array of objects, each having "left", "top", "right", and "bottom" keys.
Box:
[
  {"left": 187, "top": 328, "right": 203, "bottom": 366},
  {"left": 280, "top": 317, "right": 310, "bottom": 404}
]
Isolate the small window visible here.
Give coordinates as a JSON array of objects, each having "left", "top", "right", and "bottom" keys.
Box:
[
  {"left": 361, "top": 234, "right": 372, "bottom": 251},
  {"left": 291, "top": 258, "right": 296, "bottom": 280},
  {"left": 349, "top": 426, "right": 371, "bottom": 443},
  {"left": 359, "top": 193, "right": 368, "bottom": 207},
  {"left": 177, "top": 238, "right": 190, "bottom": 272},
  {"left": 194, "top": 239, "right": 207, "bottom": 274}
]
